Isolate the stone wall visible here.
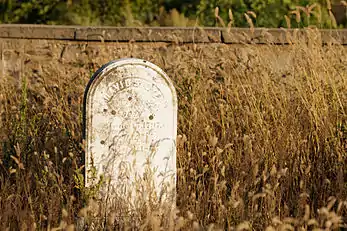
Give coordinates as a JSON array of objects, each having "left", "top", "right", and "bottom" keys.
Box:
[{"left": 0, "top": 25, "right": 346, "bottom": 92}]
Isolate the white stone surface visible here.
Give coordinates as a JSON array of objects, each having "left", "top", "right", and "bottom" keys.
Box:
[{"left": 84, "top": 58, "right": 177, "bottom": 211}]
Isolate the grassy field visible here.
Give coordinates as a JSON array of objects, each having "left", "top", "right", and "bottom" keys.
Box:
[{"left": 0, "top": 29, "right": 346, "bottom": 230}]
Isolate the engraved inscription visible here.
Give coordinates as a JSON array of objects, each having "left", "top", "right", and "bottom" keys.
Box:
[{"left": 104, "top": 77, "right": 163, "bottom": 103}]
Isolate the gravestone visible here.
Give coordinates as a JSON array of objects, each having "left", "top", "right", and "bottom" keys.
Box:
[{"left": 83, "top": 58, "right": 177, "bottom": 220}]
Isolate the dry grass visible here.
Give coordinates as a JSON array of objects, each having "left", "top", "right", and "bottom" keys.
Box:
[{"left": 0, "top": 29, "right": 346, "bottom": 230}]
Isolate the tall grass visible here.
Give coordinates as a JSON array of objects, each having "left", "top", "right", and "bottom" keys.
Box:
[{"left": 0, "top": 29, "right": 346, "bottom": 230}]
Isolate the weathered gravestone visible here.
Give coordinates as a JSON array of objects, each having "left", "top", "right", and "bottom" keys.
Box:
[{"left": 83, "top": 58, "right": 177, "bottom": 219}]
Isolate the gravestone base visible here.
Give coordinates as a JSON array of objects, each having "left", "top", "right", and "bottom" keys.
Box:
[{"left": 75, "top": 199, "right": 177, "bottom": 231}]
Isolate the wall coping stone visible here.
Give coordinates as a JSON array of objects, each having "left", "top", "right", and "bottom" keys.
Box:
[{"left": 0, "top": 24, "right": 346, "bottom": 45}]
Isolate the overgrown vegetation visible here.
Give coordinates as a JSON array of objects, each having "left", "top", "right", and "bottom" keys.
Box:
[
  {"left": 0, "top": 27, "right": 346, "bottom": 230},
  {"left": 0, "top": 0, "right": 346, "bottom": 28}
]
